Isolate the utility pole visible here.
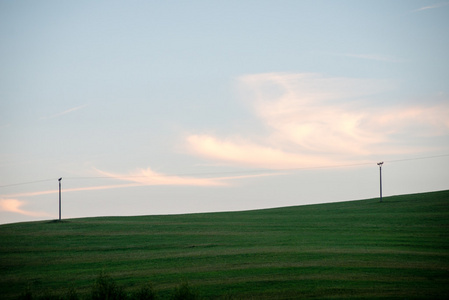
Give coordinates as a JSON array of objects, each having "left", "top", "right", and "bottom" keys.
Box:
[
  {"left": 58, "top": 178, "right": 62, "bottom": 220},
  {"left": 377, "top": 162, "right": 383, "bottom": 202}
]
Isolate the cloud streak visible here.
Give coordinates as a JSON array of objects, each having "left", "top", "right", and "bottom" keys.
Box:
[
  {"left": 187, "top": 135, "right": 342, "bottom": 169},
  {"left": 186, "top": 73, "right": 449, "bottom": 169},
  {"left": 413, "top": 2, "right": 449, "bottom": 12},
  {"left": 96, "top": 167, "right": 228, "bottom": 187},
  {"left": 322, "top": 52, "right": 403, "bottom": 63},
  {"left": 95, "top": 167, "right": 282, "bottom": 186},
  {"left": 1, "top": 167, "right": 282, "bottom": 200},
  {"left": 2, "top": 183, "right": 141, "bottom": 199},
  {"left": 41, "top": 104, "right": 88, "bottom": 120},
  {"left": 0, "top": 199, "right": 51, "bottom": 217},
  {"left": 342, "top": 53, "right": 403, "bottom": 63}
]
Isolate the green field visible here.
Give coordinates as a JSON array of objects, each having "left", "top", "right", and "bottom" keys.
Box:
[{"left": 1, "top": 190, "right": 449, "bottom": 299}]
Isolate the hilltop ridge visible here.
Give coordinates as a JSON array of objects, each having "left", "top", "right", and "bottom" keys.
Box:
[{"left": 1, "top": 190, "right": 448, "bottom": 299}]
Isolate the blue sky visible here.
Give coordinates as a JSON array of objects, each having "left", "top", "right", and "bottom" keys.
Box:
[{"left": 1, "top": 1, "right": 449, "bottom": 224}]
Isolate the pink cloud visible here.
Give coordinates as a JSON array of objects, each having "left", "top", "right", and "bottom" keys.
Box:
[
  {"left": 0, "top": 168, "right": 281, "bottom": 204},
  {"left": 0, "top": 199, "right": 51, "bottom": 217},
  {"left": 186, "top": 73, "right": 449, "bottom": 169},
  {"left": 96, "top": 167, "right": 227, "bottom": 187},
  {"left": 370, "top": 105, "right": 449, "bottom": 136},
  {"left": 2, "top": 183, "right": 141, "bottom": 198},
  {"left": 95, "top": 167, "right": 282, "bottom": 186},
  {"left": 187, "top": 135, "right": 341, "bottom": 169}
]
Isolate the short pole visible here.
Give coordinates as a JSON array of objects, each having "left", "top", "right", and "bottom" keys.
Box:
[
  {"left": 58, "top": 178, "right": 62, "bottom": 220},
  {"left": 377, "top": 162, "right": 383, "bottom": 202}
]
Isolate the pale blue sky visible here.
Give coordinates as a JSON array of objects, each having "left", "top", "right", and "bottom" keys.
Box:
[{"left": 1, "top": 1, "right": 449, "bottom": 224}]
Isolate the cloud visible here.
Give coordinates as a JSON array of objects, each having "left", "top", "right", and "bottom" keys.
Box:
[
  {"left": 366, "top": 105, "right": 449, "bottom": 136},
  {"left": 322, "top": 52, "right": 403, "bottom": 63},
  {"left": 413, "top": 2, "right": 449, "bottom": 12},
  {"left": 95, "top": 167, "right": 281, "bottom": 186},
  {"left": 0, "top": 167, "right": 281, "bottom": 201},
  {"left": 40, "top": 104, "right": 88, "bottom": 120},
  {"left": 2, "top": 183, "right": 141, "bottom": 199},
  {"left": 96, "top": 167, "right": 227, "bottom": 187},
  {"left": 186, "top": 73, "right": 449, "bottom": 169},
  {"left": 187, "top": 135, "right": 341, "bottom": 169},
  {"left": 342, "top": 53, "right": 403, "bottom": 63},
  {"left": 0, "top": 198, "right": 51, "bottom": 217}
]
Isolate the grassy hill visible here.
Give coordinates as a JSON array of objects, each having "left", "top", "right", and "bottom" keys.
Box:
[{"left": 1, "top": 190, "right": 448, "bottom": 299}]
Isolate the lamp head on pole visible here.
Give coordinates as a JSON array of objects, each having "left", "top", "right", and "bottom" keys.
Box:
[
  {"left": 377, "top": 162, "right": 384, "bottom": 166},
  {"left": 58, "top": 178, "right": 62, "bottom": 181}
]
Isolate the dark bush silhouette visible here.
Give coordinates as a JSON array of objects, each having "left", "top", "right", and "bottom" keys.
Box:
[
  {"left": 171, "top": 282, "right": 198, "bottom": 300},
  {"left": 133, "top": 283, "right": 157, "bottom": 300},
  {"left": 65, "top": 287, "right": 79, "bottom": 300},
  {"left": 91, "top": 273, "right": 126, "bottom": 300},
  {"left": 18, "top": 287, "right": 33, "bottom": 300},
  {"left": 16, "top": 274, "right": 202, "bottom": 300}
]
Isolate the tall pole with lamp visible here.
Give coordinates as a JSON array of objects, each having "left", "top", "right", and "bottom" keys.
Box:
[
  {"left": 58, "top": 178, "right": 62, "bottom": 220},
  {"left": 377, "top": 162, "right": 383, "bottom": 202}
]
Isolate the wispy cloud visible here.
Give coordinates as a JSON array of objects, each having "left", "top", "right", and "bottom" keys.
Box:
[
  {"left": 1, "top": 167, "right": 281, "bottom": 201},
  {"left": 96, "top": 167, "right": 228, "bottom": 187},
  {"left": 412, "top": 2, "right": 449, "bottom": 12},
  {"left": 2, "top": 183, "right": 141, "bottom": 199},
  {"left": 40, "top": 104, "right": 88, "bottom": 120},
  {"left": 0, "top": 167, "right": 283, "bottom": 220},
  {"left": 328, "top": 52, "right": 403, "bottom": 63},
  {"left": 187, "top": 135, "right": 342, "bottom": 169},
  {"left": 0, "top": 198, "right": 51, "bottom": 217},
  {"left": 186, "top": 73, "right": 449, "bottom": 169},
  {"left": 346, "top": 53, "right": 403, "bottom": 63},
  {"left": 95, "top": 167, "right": 281, "bottom": 186}
]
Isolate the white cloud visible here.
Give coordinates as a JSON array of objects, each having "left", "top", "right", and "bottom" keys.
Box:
[
  {"left": 343, "top": 53, "right": 403, "bottom": 63},
  {"left": 186, "top": 73, "right": 449, "bottom": 169},
  {"left": 40, "top": 104, "right": 88, "bottom": 120},
  {"left": 322, "top": 52, "right": 403, "bottom": 63},
  {"left": 413, "top": 2, "right": 449, "bottom": 12}
]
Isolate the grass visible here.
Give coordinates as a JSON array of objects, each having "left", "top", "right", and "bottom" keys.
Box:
[{"left": 1, "top": 190, "right": 448, "bottom": 299}]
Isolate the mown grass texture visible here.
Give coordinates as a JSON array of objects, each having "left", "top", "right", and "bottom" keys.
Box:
[{"left": 1, "top": 190, "right": 448, "bottom": 299}]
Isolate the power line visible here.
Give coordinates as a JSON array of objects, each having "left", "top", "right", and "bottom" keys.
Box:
[
  {"left": 1, "top": 153, "right": 448, "bottom": 189},
  {"left": 384, "top": 154, "right": 449, "bottom": 163},
  {"left": 0, "top": 178, "right": 55, "bottom": 188},
  {"left": 55, "top": 162, "right": 374, "bottom": 181}
]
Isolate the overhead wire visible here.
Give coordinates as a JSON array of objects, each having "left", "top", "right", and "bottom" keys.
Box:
[
  {"left": 1, "top": 153, "right": 448, "bottom": 189},
  {"left": 384, "top": 154, "right": 449, "bottom": 163},
  {"left": 0, "top": 178, "right": 55, "bottom": 188},
  {"left": 61, "top": 153, "right": 449, "bottom": 179}
]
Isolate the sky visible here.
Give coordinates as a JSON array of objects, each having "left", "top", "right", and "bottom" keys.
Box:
[{"left": 1, "top": 1, "right": 449, "bottom": 224}]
